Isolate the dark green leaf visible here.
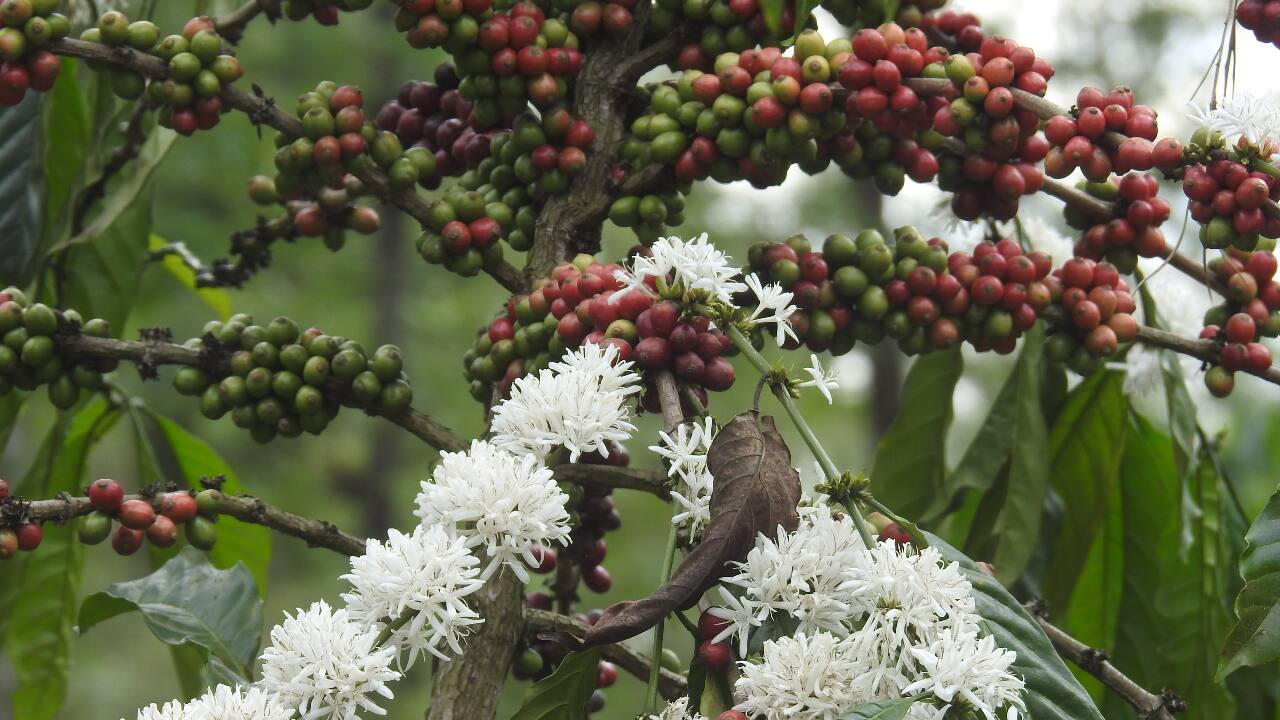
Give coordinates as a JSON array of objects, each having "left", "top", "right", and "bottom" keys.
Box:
[
  {"left": 1060, "top": 462, "right": 1122, "bottom": 701},
  {"left": 759, "top": 0, "right": 784, "bottom": 38},
  {"left": 837, "top": 697, "right": 916, "bottom": 719},
  {"left": 1102, "top": 415, "right": 1180, "bottom": 718},
  {"left": 0, "top": 392, "right": 25, "bottom": 454},
  {"left": 57, "top": 191, "right": 152, "bottom": 334},
  {"left": 148, "top": 413, "right": 271, "bottom": 593},
  {"left": 929, "top": 534, "right": 1105, "bottom": 720},
  {"left": 78, "top": 547, "right": 262, "bottom": 682},
  {"left": 0, "top": 94, "right": 42, "bottom": 281},
  {"left": 1043, "top": 371, "right": 1128, "bottom": 612},
  {"left": 6, "top": 399, "right": 120, "bottom": 720},
  {"left": 1137, "top": 280, "right": 1197, "bottom": 474},
  {"left": 792, "top": 0, "right": 820, "bottom": 40},
  {"left": 871, "top": 348, "right": 963, "bottom": 521},
  {"left": 509, "top": 648, "right": 603, "bottom": 720},
  {"left": 39, "top": 59, "right": 92, "bottom": 257},
  {"left": 1218, "top": 484, "right": 1280, "bottom": 680}
]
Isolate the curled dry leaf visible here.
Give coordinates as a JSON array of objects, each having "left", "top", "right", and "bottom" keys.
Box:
[{"left": 582, "top": 411, "right": 802, "bottom": 646}]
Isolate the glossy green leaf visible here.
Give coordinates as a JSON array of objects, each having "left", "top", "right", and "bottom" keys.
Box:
[
  {"left": 147, "top": 234, "right": 231, "bottom": 321},
  {"left": 39, "top": 59, "right": 92, "bottom": 257},
  {"left": 148, "top": 413, "right": 271, "bottom": 593},
  {"left": 1138, "top": 280, "right": 1197, "bottom": 474},
  {"left": 837, "top": 697, "right": 916, "bottom": 719},
  {"left": 1061, "top": 461, "right": 1122, "bottom": 701},
  {"left": 1043, "top": 371, "right": 1128, "bottom": 612},
  {"left": 509, "top": 648, "right": 603, "bottom": 720},
  {"left": 78, "top": 547, "right": 262, "bottom": 682},
  {"left": 1218, "top": 484, "right": 1280, "bottom": 680},
  {"left": 871, "top": 348, "right": 963, "bottom": 521},
  {"left": 1101, "top": 415, "right": 1180, "bottom": 718},
  {"left": 6, "top": 400, "right": 120, "bottom": 720},
  {"left": 0, "top": 94, "right": 42, "bottom": 282},
  {"left": 929, "top": 534, "right": 1105, "bottom": 720}
]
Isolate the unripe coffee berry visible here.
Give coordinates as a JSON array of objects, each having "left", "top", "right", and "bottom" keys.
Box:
[
  {"left": 79, "top": 511, "right": 113, "bottom": 545},
  {"left": 0, "top": 528, "right": 16, "bottom": 559},
  {"left": 186, "top": 516, "right": 218, "bottom": 550},
  {"left": 0, "top": 477, "right": 7, "bottom": 499},
  {"left": 89, "top": 478, "right": 124, "bottom": 512}
]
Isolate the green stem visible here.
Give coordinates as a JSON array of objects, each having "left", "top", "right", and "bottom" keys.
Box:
[
  {"left": 1254, "top": 158, "right": 1280, "bottom": 180},
  {"left": 373, "top": 608, "right": 416, "bottom": 648},
  {"left": 724, "top": 325, "right": 877, "bottom": 550},
  {"left": 645, "top": 522, "right": 681, "bottom": 712}
]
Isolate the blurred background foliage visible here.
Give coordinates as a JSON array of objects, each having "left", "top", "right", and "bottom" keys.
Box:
[{"left": 1, "top": 0, "right": 1279, "bottom": 718}]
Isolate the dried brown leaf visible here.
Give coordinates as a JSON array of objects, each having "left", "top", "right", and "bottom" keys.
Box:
[{"left": 582, "top": 411, "right": 801, "bottom": 646}]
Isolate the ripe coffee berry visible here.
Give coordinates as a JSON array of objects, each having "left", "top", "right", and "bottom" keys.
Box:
[
  {"left": 147, "top": 515, "right": 178, "bottom": 548},
  {"left": 718, "top": 712, "right": 749, "bottom": 720},
  {"left": 89, "top": 478, "right": 124, "bottom": 512},
  {"left": 14, "top": 521, "right": 41, "bottom": 551},
  {"left": 596, "top": 661, "right": 618, "bottom": 688},
  {"left": 0, "top": 477, "right": 7, "bottom": 499},
  {"left": 697, "top": 640, "right": 732, "bottom": 670},
  {"left": 583, "top": 563, "right": 612, "bottom": 593},
  {"left": 118, "top": 499, "right": 156, "bottom": 530},
  {"left": 112, "top": 525, "right": 145, "bottom": 556},
  {"left": 0, "top": 528, "right": 16, "bottom": 559},
  {"left": 529, "top": 546, "right": 557, "bottom": 574},
  {"left": 160, "top": 493, "right": 198, "bottom": 523},
  {"left": 698, "top": 608, "right": 731, "bottom": 640}
]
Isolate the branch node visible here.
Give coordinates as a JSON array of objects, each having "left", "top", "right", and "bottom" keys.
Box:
[{"left": 1079, "top": 647, "right": 1110, "bottom": 673}]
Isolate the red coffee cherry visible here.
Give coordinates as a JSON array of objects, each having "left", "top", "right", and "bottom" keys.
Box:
[
  {"left": 583, "top": 563, "right": 612, "bottom": 593},
  {"left": 698, "top": 608, "right": 731, "bottom": 641},
  {"left": 89, "top": 478, "right": 124, "bottom": 513},
  {"left": 118, "top": 499, "right": 157, "bottom": 531},
  {"left": 698, "top": 640, "right": 732, "bottom": 670},
  {"left": 146, "top": 515, "right": 178, "bottom": 548},
  {"left": 14, "top": 522, "right": 42, "bottom": 551},
  {"left": 112, "top": 526, "right": 145, "bottom": 556},
  {"left": 0, "top": 528, "right": 17, "bottom": 559},
  {"left": 160, "top": 493, "right": 198, "bottom": 523}
]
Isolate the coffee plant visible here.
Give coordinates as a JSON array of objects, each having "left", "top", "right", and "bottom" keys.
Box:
[{"left": 0, "top": 0, "right": 1278, "bottom": 718}]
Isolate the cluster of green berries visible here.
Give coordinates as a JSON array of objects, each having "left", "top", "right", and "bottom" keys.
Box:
[
  {"left": 418, "top": 109, "right": 594, "bottom": 272},
  {"left": 81, "top": 14, "right": 244, "bottom": 135},
  {"left": 270, "top": 0, "right": 374, "bottom": 25},
  {"left": 0, "top": 0, "right": 68, "bottom": 106},
  {"left": 77, "top": 479, "right": 219, "bottom": 556},
  {"left": 0, "top": 287, "right": 112, "bottom": 409},
  {"left": 173, "top": 314, "right": 413, "bottom": 443},
  {"left": 1064, "top": 174, "right": 1172, "bottom": 274},
  {"left": 1200, "top": 251, "right": 1280, "bottom": 396},
  {"left": 247, "top": 172, "right": 380, "bottom": 253}
]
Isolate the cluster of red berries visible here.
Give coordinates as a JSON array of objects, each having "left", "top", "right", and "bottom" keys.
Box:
[
  {"left": 391, "top": 0, "right": 581, "bottom": 111},
  {"left": 247, "top": 172, "right": 380, "bottom": 252},
  {"left": 462, "top": 254, "right": 735, "bottom": 403},
  {"left": 919, "top": 8, "right": 985, "bottom": 51},
  {"left": 694, "top": 607, "right": 735, "bottom": 675},
  {"left": 175, "top": 314, "right": 413, "bottom": 443},
  {"left": 80, "top": 14, "right": 243, "bottom": 135},
  {"left": 1184, "top": 158, "right": 1280, "bottom": 251},
  {"left": 376, "top": 64, "right": 505, "bottom": 186},
  {"left": 276, "top": 0, "right": 373, "bottom": 25},
  {"left": 0, "top": 477, "right": 42, "bottom": 559},
  {"left": 1041, "top": 258, "right": 1138, "bottom": 375},
  {"left": 1043, "top": 86, "right": 1159, "bottom": 180},
  {"left": 526, "top": 444, "right": 624, "bottom": 596},
  {"left": 1237, "top": 0, "right": 1280, "bottom": 49},
  {"left": 0, "top": 289, "right": 114, "bottom": 408},
  {"left": 933, "top": 36, "right": 1054, "bottom": 220},
  {"left": 79, "top": 480, "right": 220, "bottom": 556},
  {"left": 0, "top": 0, "right": 66, "bottom": 106},
  {"left": 1064, "top": 174, "right": 1172, "bottom": 273},
  {"left": 1201, "top": 251, "right": 1280, "bottom": 396}
]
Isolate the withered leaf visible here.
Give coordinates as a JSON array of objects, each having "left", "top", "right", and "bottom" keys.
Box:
[{"left": 582, "top": 411, "right": 802, "bottom": 646}]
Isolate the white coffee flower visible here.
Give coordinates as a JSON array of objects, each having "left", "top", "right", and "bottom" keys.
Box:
[
  {"left": 259, "top": 601, "right": 400, "bottom": 720},
  {"left": 132, "top": 701, "right": 187, "bottom": 720},
  {"left": 651, "top": 418, "right": 717, "bottom": 537},
  {"left": 734, "top": 631, "right": 870, "bottom": 720},
  {"left": 1189, "top": 93, "right": 1280, "bottom": 151},
  {"left": 416, "top": 440, "right": 571, "bottom": 582},
  {"left": 613, "top": 233, "right": 748, "bottom": 304},
  {"left": 491, "top": 343, "right": 641, "bottom": 462},
  {"left": 903, "top": 627, "right": 1026, "bottom": 720},
  {"left": 799, "top": 353, "right": 840, "bottom": 404},
  {"left": 646, "top": 697, "right": 709, "bottom": 720},
  {"left": 745, "top": 273, "right": 799, "bottom": 347},
  {"left": 184, "top": 685, "right": 294, "bottom": 720},
  {"left": 341, "top": 525, "right": 485, "bottom": 666}
]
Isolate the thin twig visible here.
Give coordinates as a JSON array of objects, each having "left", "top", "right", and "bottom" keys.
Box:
[
  {"left": 1025, "top": 601, "right": 1184, "bottom": 719},
  {"left": 549, "top": 464, "right": 669, "bottom": 498},
  {"left": 213, "top": 0, "right": 268, "bottom": 44}
]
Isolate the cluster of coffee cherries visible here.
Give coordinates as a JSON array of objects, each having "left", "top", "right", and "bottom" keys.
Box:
[
  {"left": 375, "top": 64, "right": 506, "bottom": 186},
  {"left": 1184, "top": 156, "right": 1280, "bottom": 251},
  {"left": 528, "top": 443, "right": 626, "bottom": 590},
  {"left": 1039, "top": 258, "right": 1138, "bottom": 376},
  {"left": 919, "top": 7, "right": 984, "bottom": 51},
  {"left": 246, "top": 172, "right": 380, "bottom": 252},
  {"left": 662, "top": 0, "right": 800, "bottom": 73},
  {"left": 1201, "top": 251, "right": 1280, "bottom": 396},
  {"left": 1237, "top": 0, "right": 1280, "bottom": 49},
  {"left": 0, "top": 477, "right": 40, "bottom": 559},
  {"left": 1042, "top": 86, "right": 1159, "bottom": 181},
  {"left": 822, "top": 0, "right": 946, "bottom": 31},
  {"left": 1063, "top": 174, "right": 1172, "bottom": 273},
  {"left": 390, "top": 0, "right": 582, "bottom": 111},
  {"left": 173, "top": 314, "right": 412, "bottom": 443},
  {"left": 0, "top": 288, "right": 113, "bottom": 408},
  {"left": 0, "top": 0, "right": 67, "bottom": 106},
  {"left": 932, "top": 36, "right": 1054, "bottom": 220},
  {"left": 514, "top": 602, "right": 637, "bottom": 716},
  {"left": 463, "top": 254, "right": 735, "bottom": 402},
  {"left": 79, "top": 480, "right": 220, "bottom": 556},
  {"left": 81, "top": 13, "right": 243, "bottom": 135},
  {"left": 275, "top": 0, "right": 373, "bottom": 25}
]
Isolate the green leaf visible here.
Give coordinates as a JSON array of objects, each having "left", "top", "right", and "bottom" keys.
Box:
[
  {"left": 1218, "top": 484, "right": 1280, "bottom": 680},
  {"left": 148, "top": 413, "right": 271, "bottom": 593},
  {"left": 837, "top": 697, "right": 917, "bottom": 719},
  {"left": 78, "top": 547, "right": 262, "bottom": 682},
  {"left": 1138, "top": 279, "right": 1197, "bottom": 474},
  {"left": 1102, "top": 415, "right": 1181, "bottom": 718},
  {"left": 0, "top": 94, "right": 42, "bottom": 282},
  {"left": 6, "top": 399, "right": 120, "bottom": 720},
  {"left": 759, "top": 0, "right": 783, "bottom": 38},
  {"left": 39, "top": 59, "right": 92, "bottom": 256},
  {"left": 929, "top": 534, "right": 1105, "bottom": 720},
  {"left": 147, "top": 234, "right": 231, "bottom": 321},
  {"left": 509, "top": 647, "right": 603, "bottom": 720},
  {"left": 870, "top": 348, "right": 963, "bottom": 521},
  {"left": 1043, "top": 371, "right": 1128, "bottom": 612}
]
